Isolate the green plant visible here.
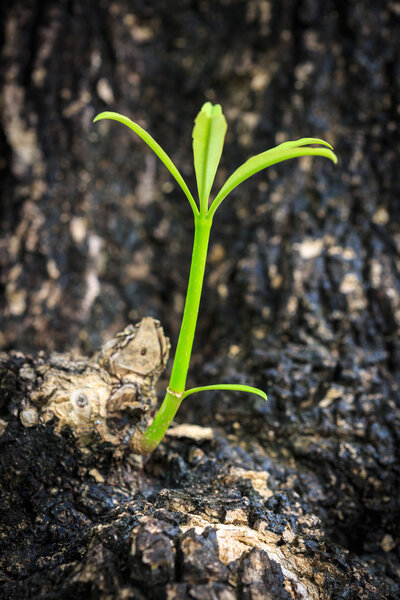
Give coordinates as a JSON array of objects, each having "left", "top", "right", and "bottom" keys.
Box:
[{"left": 94, "top": 102, "right": 337, "bottom": 454}]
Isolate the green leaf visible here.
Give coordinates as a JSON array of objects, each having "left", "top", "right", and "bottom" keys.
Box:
[
  {"left": 276, "top": 137, "right": 334, "bottom": 150},
  {"left": 208, "top": 139, "right": 337, "bottom": 218},
  {"left": 181, "top": 384, "right": 267, "bottom": 402},
  {"left": 192, "top": 102, "right": 227, "bottom": 215},
  {"left": 93, "top": 111, "right": 199, "bottom": 216}
]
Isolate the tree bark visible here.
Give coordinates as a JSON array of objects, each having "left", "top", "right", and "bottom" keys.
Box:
[{"left": 1, "top": 1, "right": 399, "bottom": 598}]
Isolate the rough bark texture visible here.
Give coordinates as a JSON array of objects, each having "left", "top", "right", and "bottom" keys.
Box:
[
  {"left": 0, "top": 1, "right": 399, "bottom": 599},
  {"left": 0, "top": 335, "right": 397, "bottom": 599}
]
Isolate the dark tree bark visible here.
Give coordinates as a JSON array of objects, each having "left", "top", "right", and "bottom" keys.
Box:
[
  {"left": 0, "top": 1, "right": 399, "bottom": 598},
  {"left": 0, "top": 337, "right": 396, "bottom": 599}
]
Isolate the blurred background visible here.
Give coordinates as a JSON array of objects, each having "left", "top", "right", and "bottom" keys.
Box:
[
  {"left": 1, "top": 0, "right": 400, "bottom": 565},
  {"left": 1, "top": 0, "right": 398, "bottom": 361}
]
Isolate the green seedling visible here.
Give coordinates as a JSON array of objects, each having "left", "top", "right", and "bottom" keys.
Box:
[{"left": 93, "top": 102, "right": 337, "bottom": 454}]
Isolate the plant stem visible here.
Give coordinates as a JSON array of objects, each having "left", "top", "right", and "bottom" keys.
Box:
[{"left": 140, "top": 215, "right": 212, "bottom": 454}]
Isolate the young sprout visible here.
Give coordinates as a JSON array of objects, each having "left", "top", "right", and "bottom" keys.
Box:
[{"left": 93, "top": 102, "right": 337, "bottom": 454}]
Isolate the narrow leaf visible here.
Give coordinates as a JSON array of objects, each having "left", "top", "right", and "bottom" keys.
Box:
[
  {"left": 93, "top": 111, "right": 199, "bottom": 216},
  {"left": 208, "top": 139, "right": 337, "bottom": 219},
  {"left": 192, "top": 102, "right": 227, "bottom": 215},
  {"left": 276, "top": 137, "right": 334, "bottom": 151},
  {"left": 181, "top": 384, "right": 267, "bottom": 402}
]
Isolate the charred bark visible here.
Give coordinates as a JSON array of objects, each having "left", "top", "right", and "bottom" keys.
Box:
[
  {"left": 1, "top": 1, "right": 399, "bottom": 598},
  {"left": 0, "top": 325, "right": 397, "bottom": 599}
]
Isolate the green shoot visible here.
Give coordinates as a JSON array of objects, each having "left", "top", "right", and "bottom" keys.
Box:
[
  {"left": 193, "top": 102, "right": 227, "bottom": 215},
  {"left": 93, "top": 102, "right": 337, "bottom": 454}
]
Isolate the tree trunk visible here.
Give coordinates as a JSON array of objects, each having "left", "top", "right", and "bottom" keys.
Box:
[{"left": 1, "top": 1, "right": 399, "bottom": 598}]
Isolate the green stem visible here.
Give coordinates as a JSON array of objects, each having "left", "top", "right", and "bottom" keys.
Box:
[{"left": 140, "top": 215, "right": 212, "bottom": 454}]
